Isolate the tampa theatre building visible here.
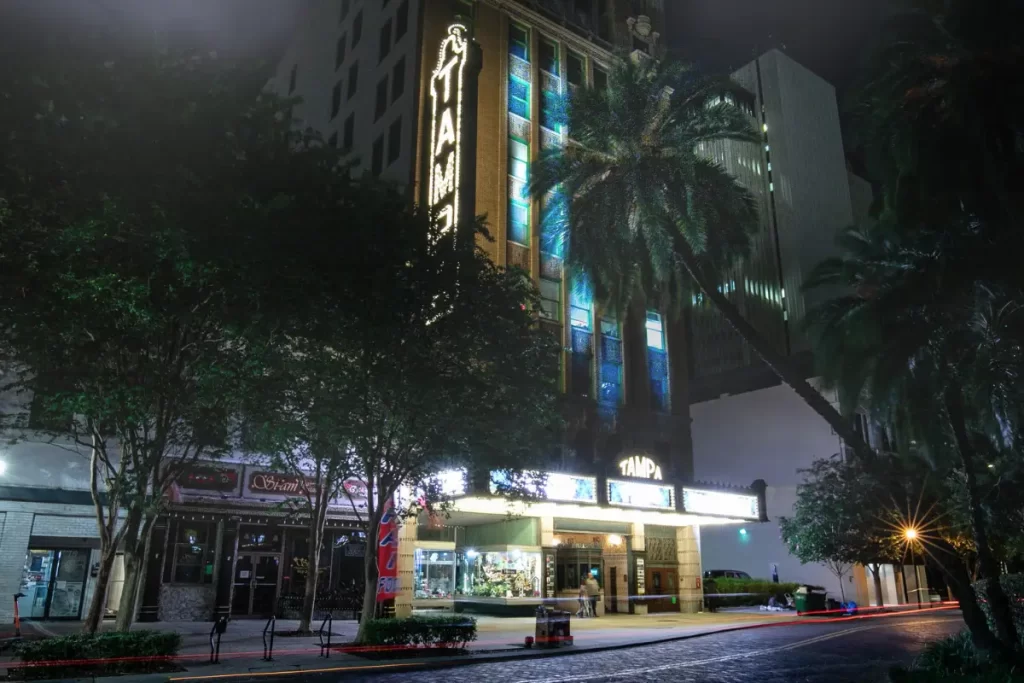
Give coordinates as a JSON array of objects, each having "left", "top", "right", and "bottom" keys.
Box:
[{"left": 271, "top": 0, "right": 768, "bottom": 618}]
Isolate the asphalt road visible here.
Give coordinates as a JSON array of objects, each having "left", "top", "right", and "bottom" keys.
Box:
[{"left": 336, "top": 612, "right": 964, "bottom": 683}]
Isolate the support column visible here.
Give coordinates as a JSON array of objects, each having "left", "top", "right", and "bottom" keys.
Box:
[
  {"left": 676, "top": 526, "right": 702, "bottom": 614},
  {"left": 630, "top": 523, "right": 647, "bottom": 615},
  {"left": 394, "top": 522, "right": 417, "bottom": 618},
  {"left": 539, "top": 517, "right": 556, "bottom": 547},
  {"left": 1, "top": 512, "right": 34, "bottom": 623}
]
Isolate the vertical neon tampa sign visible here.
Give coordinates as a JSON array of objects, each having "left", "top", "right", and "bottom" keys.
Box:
[{"left": 428, "top": 24, "right": 471, "bottom": 234}]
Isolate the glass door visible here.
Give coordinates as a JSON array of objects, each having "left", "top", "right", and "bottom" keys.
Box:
[
  {"left": 231, "top": 554, "right": 280, "bottom": 616},
  {"left": 49, "top": 549, "right": 89, "bottom": 618},
  {"left": 20, "top": 550, "right": 55, "bottom": 619}
]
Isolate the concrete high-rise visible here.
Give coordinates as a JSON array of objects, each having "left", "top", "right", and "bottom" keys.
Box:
[{"left": 688, "top": 50, "right": 870, "bottom": 401}]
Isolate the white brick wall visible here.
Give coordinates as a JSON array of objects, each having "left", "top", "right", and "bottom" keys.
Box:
[{"left": 0, "top": 512, "right": 34, "bottom": 622}]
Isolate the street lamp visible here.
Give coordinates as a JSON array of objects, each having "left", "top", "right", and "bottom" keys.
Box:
[{"left": 904, "top": 528, "right": 921, "bottom": 608}]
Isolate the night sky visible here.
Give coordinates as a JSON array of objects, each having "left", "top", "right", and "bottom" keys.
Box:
[
  {"left": 667, "top": 0, "right": 894, "bottom": 99},
  {"left": 6, "top": 0, "right": 892, "bottom": 99}
]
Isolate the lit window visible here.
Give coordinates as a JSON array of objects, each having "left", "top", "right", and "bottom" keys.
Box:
[
  {"left": 762, "top": 123, "right": 768, "bottom": 132},
  {"left": 769, "top": 182, "right": 774, "bottom": 192},
  {"left": 645, "top": 312, "right": 665, "bottom": 350},
  {"left": 570, "top": 305, "right": 591, "bottom": 330}
]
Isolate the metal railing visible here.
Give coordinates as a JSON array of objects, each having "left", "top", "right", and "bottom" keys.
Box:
[
  {"left": 262, "top": 615, "right": 276, "bottom": 661},
  {"left": 318, "top": 614, "right": 333, "bottom": 658},
  {"left": 209, "top": 617, "right": 227, "bottom": 664}
]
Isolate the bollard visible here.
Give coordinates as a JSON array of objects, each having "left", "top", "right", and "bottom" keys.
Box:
[
  {"left": 209, "top": 617, "right": 227, "bottom": 663},
  {"left": 12, "top": 593, "right": 24, "bottom": 638},
  {"left": 262, "top": 615, "right": 276, "bottom": 661},
  {"left": 318, "top": 614, "right": 334, "bottom": 658}
]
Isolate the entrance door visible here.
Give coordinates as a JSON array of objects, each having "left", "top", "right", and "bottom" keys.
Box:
[
  {"left": 646, "top": 568, "right": 680, "bottom": 613},
  {"left": 232, "top": 554, "right": 280, "bottom": 616}
]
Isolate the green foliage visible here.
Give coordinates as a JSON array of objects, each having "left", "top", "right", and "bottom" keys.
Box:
[
  {"left": 973, "top": 574, "right": 1024, "bottom": 646},
  {"left": 780, "top": 457, "right": 904, "bottom": 579},
  {"left": 703, "top": 578, "right": 800, "bottom": 608},
  {"left": 889, "top": 631, "right": 1024, "bottom": 682},
  {"left": 527, "top": 56, "right": 758, "bottom": 314},
  {"left": 359, "top": 616, "right": 477, "bottom": 650},
  {"left": 12, "top": 631, "right": 181, "bottom": 679}
]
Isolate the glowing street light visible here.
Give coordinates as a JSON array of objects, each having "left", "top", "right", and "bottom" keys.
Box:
[{"left": 904, "top": 528, "right": 918, "bottom": 541}]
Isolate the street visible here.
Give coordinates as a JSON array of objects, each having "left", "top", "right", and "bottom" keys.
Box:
[{"left": 319, "top": 613, "right": 962, "bottom": 683}]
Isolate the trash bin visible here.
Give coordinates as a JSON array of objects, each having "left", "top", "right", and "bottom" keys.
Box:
[
  {"left": 794, "top": 586, "right": 827, "bottom": 615},
  {"left": 535, "top": 607, "right": 573, "bottom": 647}
]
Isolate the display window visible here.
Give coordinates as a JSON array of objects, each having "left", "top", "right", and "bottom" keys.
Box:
[
  {"left": 459, "top": 549, "right": 541, "bottom": 599},
  {"left": 413, "top": 549, "right": 455, "bottom": 600}
]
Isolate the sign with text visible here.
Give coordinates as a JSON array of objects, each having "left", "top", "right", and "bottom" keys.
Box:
[
  {"left": 247, "top": 471, "right": 314, "bottom": 496},
  {"left": 427, "top": 24, "right": 480, "bottom": 234},
  {"left": 489, "top": 471, "right": 598, "bottom": 504},
  {"left": 681, "top": 488, "right": 760, "bottom": 520},
  {"left": 175, "top": 464, "right": 240, "bottom": 493},
  {"left": 607, "top": 479, "right": 675, "bottom": 510},
  {"left": 617, "top": 455, "right": 663, "bottom": 481},
  {"left": 376, "top": 499, "right": 400, "bottom": 601}
]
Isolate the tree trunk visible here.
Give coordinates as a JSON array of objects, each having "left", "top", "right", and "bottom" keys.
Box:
[
  {"left": 945, "top": 388, "right": 1019, "bottom": 650},
  {"left": 676, "top": 247, "right": 874, "bottom": 460},
  {"left": 869, "top": 564, "right": 884, "bottom": 607},
  {"left": 82, "top": 548, "right": 117, "bottom": 634},
  {"left": 929, "top": 537, "right": 1005, "bottom": 655},
  {"left": 355, "top": 515, "right": 381, "bottom": 644},
  {"left": 114, "top": 509, "right": 146, "bottom": 632},
  {"left": 298, "top": 522, "right": 323, "bottom": 634}
]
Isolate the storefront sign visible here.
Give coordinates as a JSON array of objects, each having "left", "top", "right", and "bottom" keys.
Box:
[
  {"left": 428, "top": 24, "right": 473, "bottom": 233},
  {"left": 489, "top": 471, "right": 597, "bottom": 504},
  {"left": 681, "top": 488, "right": 760, "bottom": 519},
  {"left": 173, "top": 464, "right": 240, "bottom": 492},
  {"left": 376, "top": 499, "right": 400, "bottom": 601},
  {"left": 544, "top": 473, "right": 597, "bottom": 504},
  {"left": 342, "top": 479, "right": 368, "bottom": 499},
  {"left": 248, "top": 471, "right": 314, "bottom": 496},
  {"left": 617, "top": 455, "right": 663, "bottom": 481},
  {"left": 607, "top": 479, "right": 675, "bottom": 510}
]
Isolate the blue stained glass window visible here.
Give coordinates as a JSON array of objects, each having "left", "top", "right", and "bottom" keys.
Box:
[
  {"left": 509, "top": 25, "right": 529, "bottom": 61},
  {"left": 509, "top": 78, "right": 529, "bottom": 105},
  {"left": 508, "top": 200, "right": 529, "bottom": 244},
  {"left": 646, "top": 311, "right": 669, "bottom": 412},
  {"left": 509, "top": 95, "right": 529, "bottom": 119}
]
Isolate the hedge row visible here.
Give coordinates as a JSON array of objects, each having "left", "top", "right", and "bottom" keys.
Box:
[
  {"left": 12, "top": 631, "right": 182, "bottom": 680},
  {"left": 703, "top": 578, "right": 801, "bottom": 609},
  {"left": 360, "top": 615, "right": 477, "bottom": 649}
]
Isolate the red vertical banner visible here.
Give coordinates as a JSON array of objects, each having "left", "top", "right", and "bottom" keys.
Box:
[{"left": 375, "top": 498, "right": 399, "bottom": 602}]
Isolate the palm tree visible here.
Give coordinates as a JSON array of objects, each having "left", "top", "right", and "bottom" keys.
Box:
[
  {"left": 850, "top": 0, "right": 1024, "bottom": 226},
  {"left": 527, "top": 57, "right": 874, "bottom": 459},
  {"left": 805, "top": 216, "right": 1024, "bottom": 655}
]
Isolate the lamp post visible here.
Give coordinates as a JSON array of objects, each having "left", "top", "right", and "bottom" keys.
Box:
[{"left": 904, "top": 528, "right": 922, "bottom": 609}]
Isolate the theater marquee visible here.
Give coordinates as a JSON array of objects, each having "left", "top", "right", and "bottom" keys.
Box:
[{"left": 427, "top": 24, "right": 481, "bottom": 235}]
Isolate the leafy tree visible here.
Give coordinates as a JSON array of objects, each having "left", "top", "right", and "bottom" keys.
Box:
[
  {"left": 0, "top": 42, "right": 304, "bottom": 632},
  {"left": 238, "top": 176, "right": 562, "bottom": 640},
  {"left": 780, "top": 457, "right": 903, "bottom": 603},
  {"left": 805, "top": 216, "right": 1024, "bottom": 654},
  {"left": 527, "top": 56, "right": 874, "bottom": 459},
  {"left": 850, "top": 0, "right": 1024, "bottom": 228}
]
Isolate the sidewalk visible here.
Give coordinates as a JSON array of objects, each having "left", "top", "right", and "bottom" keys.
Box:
[{"left": 7, "top": 610, "right": 804, "bottom": 681}]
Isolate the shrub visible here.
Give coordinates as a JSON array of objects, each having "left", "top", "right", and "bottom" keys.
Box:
[
  {"left": 703, "top": 578, "right": 801, "bottom": 609},
  {"left": 12, "top": 631, "right": 182, "bottom": 680},
  {"left": 889, "top": 631, "right": 1023, "bottom": 682},
  {"left": 973, "top": 573, "right": 1024, "bottom": 645},
  {"left": 360, "top": 615, "right": 477, "bottom": 650}
]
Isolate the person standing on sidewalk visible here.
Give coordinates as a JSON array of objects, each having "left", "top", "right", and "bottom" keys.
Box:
[{"left": 585, "top": 574, "right": 599, "bottom": 618}]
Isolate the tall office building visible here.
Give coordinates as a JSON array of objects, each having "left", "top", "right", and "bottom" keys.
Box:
[
  {"left": 257, "top": 0, "right": 767, "bottom": 619},
  {"left": 688, "top": 50, "right": 867, "bottom": 399}
]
